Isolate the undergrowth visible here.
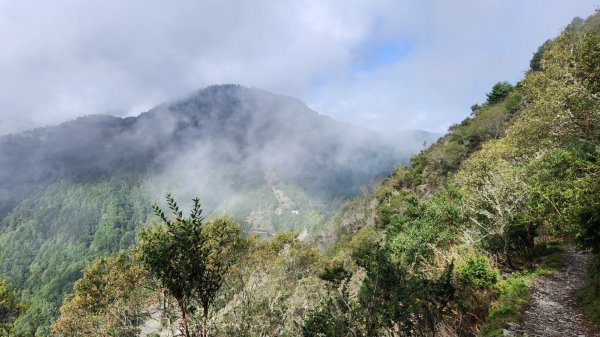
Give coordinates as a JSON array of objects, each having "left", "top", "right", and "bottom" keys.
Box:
[
  {"left": 478, "top": 243, "right": 563, "bottom": 337},
  {"left": 578, "top": 254, "right": 600, "bottom": 324}
]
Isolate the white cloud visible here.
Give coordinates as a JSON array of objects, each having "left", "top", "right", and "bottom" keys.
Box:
[{"left": 0, "top": 0, "right": 597, "bottom": 135}]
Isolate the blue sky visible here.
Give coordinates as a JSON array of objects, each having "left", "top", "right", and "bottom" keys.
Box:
[
  {"left": 0, "top": 0, "right": 598, "bottom": 135},
  {"left": 352, "top": 40, "right": 414, "bottom": 73}
]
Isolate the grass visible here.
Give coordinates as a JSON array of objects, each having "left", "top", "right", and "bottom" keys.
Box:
[
  {"left": 578, "top": 254, "right": 600, "bottom": 324},
  {"left": 477, "top": 243, "right": 563, "bottom": 337}
]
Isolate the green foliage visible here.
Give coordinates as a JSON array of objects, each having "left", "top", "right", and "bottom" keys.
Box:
[
  {"left": 575, "top": 33, "right": 600, "bottom": 95},
  {"left": 353, "top": 243, "right": 456, "bottom": 336},
  {"left": 0, "top": 279, "right": 27, "bottom": 336},
  {"left": 302, "top": 264, "right": 355, "bottom": 337},
  {"left": 330, "top": 183, "right": 465, "bottom": 335},
  {"left": 523, "top": 143, "right": 599, "bottom": 249},
  {"left": 137, "top": 194, "right": 243, "bottom": 337},
  {"left": 530, "top": 39, "right": 553, "bottom": 72},
  {"left": 456, "top": 253, "right": 498, "bottom": 288},
  {"left": 383, "top": 189, "right": 465, "bottom": 268},
  {"left": 478, "top": 247, "right": 562, "bottom": 337},
  {"left": 485, "top": 82, "right": 514, "bottom": 104},
  {"left": 503, "top": 92, "right": 522, "bottom": 113},
  {"left": 214, "top": 232, "right": 325, "bottom": 337},
  {"left": 51, "top": 253, "right": 150, "bottom": 336},
  {"left": 578, "top": 255, "right": 600, "bottom": 324},
  {"left": 0, "top": 179, "right": 149, "bottom": 335}
]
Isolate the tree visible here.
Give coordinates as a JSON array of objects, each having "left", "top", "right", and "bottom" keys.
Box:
[
  {"left": 302, "top": 264, "right": 356, "bottom": 337},
  {"left": 214, "top": 232, "right": 325, "bottom": 337},
  {"left": 575, "top": 33, "right": 600, "bottom": 96},
  {"left": 0, "top": 279, "right": 27, "bottom": 337},
  {"left": 524, "top": 144, "right": 600, "bottom": 252},
  {"left": 51, "top": 253, "right": 149, "bottom": 337},
  {"left": 486, "top": 82, "right": 514, "bottom": 104},
  {"left": 137, "top": 194, "right": 243, "bottom": 337},
  {"left": 458, "top": 144, "right": 530, "bottom": 268},
  {"left": 529, "top": 39, "right": 552, "bottom": 72},
  {"left": 353, "top": 242, "right": 455, "bottom": 336}
]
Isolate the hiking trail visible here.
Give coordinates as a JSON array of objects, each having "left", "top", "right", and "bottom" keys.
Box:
[{"left": 521, "top": 247, "right": 599, "bottom": 337}]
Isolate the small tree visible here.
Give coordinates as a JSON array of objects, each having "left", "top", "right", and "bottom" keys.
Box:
[
  {"left": 0, "top": 279, "right": 27, "bottom": 337},
  {"left": 486, "top": 81, "right": 514, "bottom": 104},
  {"left": 51, "top": 253, "right": 148, "bottom": 336},
  {"left": 137, "top": 194, "right": 243, "bottom": 337},
  {"left": 459, "top": 152, "right": 529, "bottom": 268}
]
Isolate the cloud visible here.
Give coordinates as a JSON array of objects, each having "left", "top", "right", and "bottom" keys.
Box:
[{"left": 0, "top": 0, "right": 597, "bottom": 135}]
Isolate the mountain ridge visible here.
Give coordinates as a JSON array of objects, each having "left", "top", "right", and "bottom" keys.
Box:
[{"left": 0, "top": 85, "right": 438, "bottom": 216}]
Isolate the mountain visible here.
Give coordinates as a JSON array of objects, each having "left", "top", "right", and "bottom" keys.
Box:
[
  {"left": 0, "top": 84, "right": 437, "bottom": 335},
  {"left": 21, "top": 10, "right": 600, "bottom": 337},
  {"left": 0, "top": 85, "right": 435, "bottom": 218},
  {"left": 0, "top": 85, "right": 438, "bottom": 231}
]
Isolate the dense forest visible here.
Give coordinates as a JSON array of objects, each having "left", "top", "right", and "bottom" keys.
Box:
[{"left": 1, "top": 8, "right": 600, "bottom": 337}]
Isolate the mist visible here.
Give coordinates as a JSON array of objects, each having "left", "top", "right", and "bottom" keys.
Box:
[
  {"left": 0, "top": 85, "right": 437, "bottom": 233},
  {"left": 0, "top": 1, "right": 596, "bottom": 135},
  {"left": 139, "top": 85, "right": 438, "bottom": 232}
]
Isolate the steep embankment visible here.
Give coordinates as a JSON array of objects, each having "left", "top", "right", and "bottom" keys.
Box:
[{"left": 319, "top": 11, "right": 600, "bottom": 337}]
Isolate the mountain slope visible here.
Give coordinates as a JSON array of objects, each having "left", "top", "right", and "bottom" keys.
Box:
[
  {"left": 318, "top": 12, "right": 600, "bottom": 336},
  {"left": 41, "top": 10, "right": 600, "bottom": 337},
  {"left": 0, "top": 85, "right": 435, "bottom": 218},
  {"left": 0, "top": 85, "right": 437, "bottom": 334},
  {"left": 23, "top": 10, "right": 600, "bottom": 337}
]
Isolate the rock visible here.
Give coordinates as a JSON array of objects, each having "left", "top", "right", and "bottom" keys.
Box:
[{"left": 503, "top": 329, "right": 516, "bottom": 337}]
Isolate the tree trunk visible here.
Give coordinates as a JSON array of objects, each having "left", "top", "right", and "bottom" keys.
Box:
[
  {"left": 526, "top": 224, "right": 536, "bottom": 259},
  {"left": 179, "top": 300, "right": 191, "bottom": 337},
  {"left": 505, "top": 248, "right": 517, "bottom": 270},
  {"left": 202, "top": 304, "right": 209, "bottom": 337}
]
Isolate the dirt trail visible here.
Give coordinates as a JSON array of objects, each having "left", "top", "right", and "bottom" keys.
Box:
[{"left": 522, "top": 247, "right": 599, "bottom": 337}]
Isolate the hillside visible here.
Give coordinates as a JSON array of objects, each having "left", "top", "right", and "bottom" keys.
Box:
[
  {"left": 317, "top": 12, "right": 600, "bottom": 336},
  {"left": 0, "top": 85, "right": 436, "bottom": 335},
  {"left": 39, "top": 10, "right": 600, "bottom": 337}
]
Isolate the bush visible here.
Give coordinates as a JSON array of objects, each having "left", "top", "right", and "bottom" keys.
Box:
[
  {"left": 456, "top": 253, "right": 498, "bottom": 288},
  {"left": 503, "top": 93, "right": 522, "bottom": 113},
  {"left": 578, "top": 255, "right": 600, "bottom": 323}
]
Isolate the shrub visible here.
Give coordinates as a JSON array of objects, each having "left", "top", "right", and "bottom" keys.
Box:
[{"left": 456, "top": 253, "right": 498, "bottom": 288}]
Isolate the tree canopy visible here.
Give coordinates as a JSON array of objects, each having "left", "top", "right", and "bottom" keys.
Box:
[
  {"left": 0, "top": 279, "right": 26, "bottom": 337},
  {"left": 137, "top": 195, "right": 243, "bottom": 337}
]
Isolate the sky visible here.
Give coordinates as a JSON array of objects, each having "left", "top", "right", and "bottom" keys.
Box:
[{"left": 0, "top": 0, "right": 598, "bottom": 135}]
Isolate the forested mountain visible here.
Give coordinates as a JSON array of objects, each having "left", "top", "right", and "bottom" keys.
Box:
[
  {"left": 38, "top": 9, "right": 600, "bottom": 337},
  {"left": 0, "top": 85, "right": 434, "bottom": 219},
  {"left": 0, "top": 85, "right": 436, "bottom": 335},
  {"left": 3, "top": 8, "right": 600, "bottom": 337}
]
